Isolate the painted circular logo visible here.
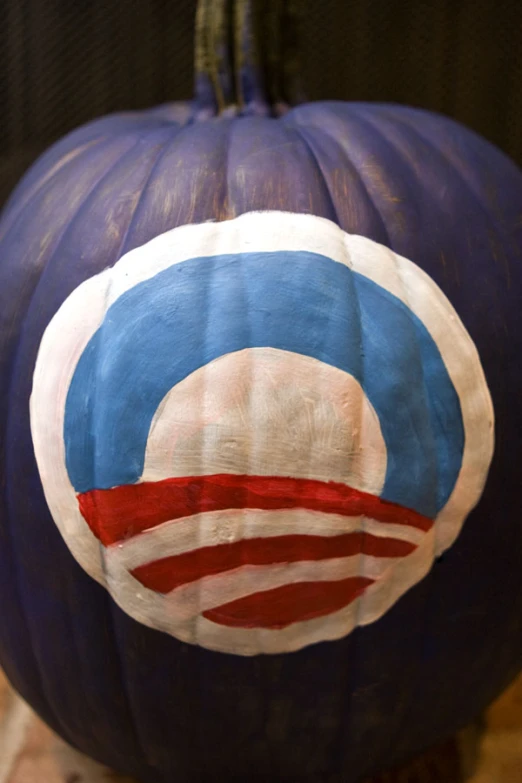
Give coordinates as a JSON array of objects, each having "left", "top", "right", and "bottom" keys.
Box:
[{"left": 30, "top": 210, "right": 494, "bottom": 655}]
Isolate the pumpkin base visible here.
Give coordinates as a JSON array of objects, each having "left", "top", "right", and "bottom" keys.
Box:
[{"left": 0, "top": 663, "right": 487, "bottom": 783}]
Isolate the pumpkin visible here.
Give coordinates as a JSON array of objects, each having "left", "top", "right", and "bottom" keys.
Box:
[{"left": 0, "top": 1, "right": 521, "bottom": 781}]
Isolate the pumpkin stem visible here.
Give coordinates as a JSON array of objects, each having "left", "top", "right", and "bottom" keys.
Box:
[{"left": 194, "top": 0, "right": 306, "bottom": 118}]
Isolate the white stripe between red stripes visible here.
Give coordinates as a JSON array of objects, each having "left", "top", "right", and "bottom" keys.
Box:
[{"left": 110, "top": 508, "right": 426, "bottom": 572}]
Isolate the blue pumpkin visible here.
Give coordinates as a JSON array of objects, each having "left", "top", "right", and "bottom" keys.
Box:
[{"left": 0, "top": 1, "right": 521, "bottom": 781}]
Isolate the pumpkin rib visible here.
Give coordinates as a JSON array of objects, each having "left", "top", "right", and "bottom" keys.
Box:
[
  {"left": 291, "top": 110, "right": 393, "bottom": 245},
  {"left": 366, "top": 106, "right": 500, "bottom": 228},
  {"left": 356, "top": 110, "right": 502, "bottom": 518},
  {"left": 0, "top": 137, "right": 130, "bottom": 258},
  {"left": 292, "top": 110, "right": 441, "bottom": 772},
  {"left": 12, "top": 130, "right": 175, "bottom": 355},
  {"left": 325, "top": 109, "right": 442, "bottom": 507},
  {"left": 379, "top": 108, "right": 519, "bottom": 288},
  {"left": 89, "top": 134, "right": 184, "bottom": 776},
  {"left": 0, "top": 134, "right": 143, "bottom": 369},
  {"left": 1, "top": 136, "right": 158, "bottom": 762},
  {"left": 204, "top": 121, "right": 255, "bottom": 651},
  {"left": 226, "top": 118, "right": 251, "bottom": 650},
  {"left": 285, "top": 116, "right": 390, "bottom": 771},
  {"left": 201, "top": 117, "right": 235, "bottom": 223},
  {"left": 353, "top": 106, "right": 500, "bottom": 489},
  {"left": 86, "top": 112, "right": 220, "bottom": 764},
  {"left": 74, "top": 136, "right": 184, "bottom": 770},
  {"left": 367, "top": 107, "right": 514, "bottom": 264},
  {"left": 373, "top": 101, "right": 518, "bottom": 181},
  {"left": 0, "top": 138, "right": 147, "bottom": 748},
  {"left": 270, "top": 122, "right": 376, "bottom": 690},
  {"left": 361, "top": 108, "right": 448, "bottom": 744},
  {"left": 357, "top": 114, "right": 503, "bottom": 516},
  {"left": 222, "top": 116, "right": 235, "bottom": 222},
  {"left": 3, "top": 135, "right": 144, "bottom": 363},
  {"left": 0, "top": 144, "right": 125, "bottom": 735},
  {"left": 283, "top": 123, "right": 340, "bottom": 222},
  {"left": 290, "top": 114, "right": 439, "bottom": 512},
  {"left": 0, "top": 110, "right": 178, "bottom": 242},
  {"left": 265, "top": 123, "right": 347, "bottom": 648},
  {"left": 0, "top": 138, "right": 110, "bottom": 245},
  {"left": 91, "top": 124, "right": 214, "bottom": 770},
  {"left": 375, "top": 108, "right": 520, "bottom": 754},
  {"left": 343, "top": 107, "right": 466, "bottom": 763},
  {"left": 277, "top": 123, "right": 394, "bottom": 594},
  {"left": 114, "top": 128, "right": 187, "bottom": 260}
]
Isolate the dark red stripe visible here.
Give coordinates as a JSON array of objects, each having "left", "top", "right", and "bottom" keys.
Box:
[
  {"left": 202, "top": 577, "right": 374, "bottom": 629},
  {"left": 78, "top": 474, "right": 433, "bottom": 547},
  {"left": 131, "top": 532, "right": 416, "bottom": 594}
]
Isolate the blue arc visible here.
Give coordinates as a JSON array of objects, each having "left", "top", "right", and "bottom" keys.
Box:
[{"left": 64, "top": 250, "right": 464, "bottom": 519}]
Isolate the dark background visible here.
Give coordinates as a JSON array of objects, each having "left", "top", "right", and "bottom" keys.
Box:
[{"left": 2, "top": 0, "right": 522, "bottom": 207}]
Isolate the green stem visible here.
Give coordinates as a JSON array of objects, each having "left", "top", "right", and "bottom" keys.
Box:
[{"left": 194, "top": 0, "right": 306, "bottom": 117}]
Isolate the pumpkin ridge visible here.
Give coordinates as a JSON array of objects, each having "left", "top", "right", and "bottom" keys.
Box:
[
  {"left": 358, "top": 117, "right": 444, "bottom": 766},
  {"left": 363, "top": 111, "right": 500, "bottom": 505},
  {"left": 0, "top": 134, "right": 144, "bottom": 371},
  {"left": 222, "top": 113, "right": 235, "bottom": 221},
  {"left": 359, "top": 106, "right": 504, "bottom": 251},
  {"left": 96, "top": 552, "right": 157, "bottom": 773},
  {"left": 378, "top": 108, "right": 517, "bottom": 287},
  {"left": 281, "top": 121, "right": 374, "bottom": 636},
  {"left": 6, "top": 134, "right": 147, "bottom": 373},
  {"left": 341, "top": 107, "right": 461, "bottom": 764},
  {"left": 0, "top": 140, "right": 142, "bottom": 748},
  {"left": 277, "top": 120, "right": 376, "bottom": 762},
  {"left": 284, "top": 123, "right": 340, "bottom": 223},
  {"left": 324, "top": 110, "right": 444, "bottom": 514},
  {"left": 289, "top": 109, "right": 442, "bottom": 770},
  {"left": 0, "top": 137, "right": 108, "bottom": 244},
  {"left": 353, "top": 110, "right": 498, "bottom": 492},
  {"left": 112, "top": 131, "right": 182, "bottom": 260},
  {"left": 235, "top": 217, "right": 252, "bottom": 611},
  {"left": 84, "top": 133, "right": 185, "bottom": 762},
  {"left": 1, "top": 135, "right": 153, "bottom": 755},
  {"left": 336, "top": 202, "right": 367, "bottom": 770},
  {"left": 91, "top": 366, "right": 153, "bottom": 768},
  {"left": 290, "top": 109, "right": 393, "bottom": 245}
]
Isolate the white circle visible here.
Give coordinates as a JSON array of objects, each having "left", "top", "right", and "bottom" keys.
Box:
[{"left": 30, "top": 210, "right": 494, "bottom": 655}]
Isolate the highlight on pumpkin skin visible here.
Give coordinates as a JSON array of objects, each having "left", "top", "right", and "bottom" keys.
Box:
[{"left": 29, "top": 210, "right": 494, "bottom": 655}]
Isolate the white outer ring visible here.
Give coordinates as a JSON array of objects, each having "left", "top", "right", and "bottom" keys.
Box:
[{"left": 29, "top": 210, "right": 494, "bottom": 655}]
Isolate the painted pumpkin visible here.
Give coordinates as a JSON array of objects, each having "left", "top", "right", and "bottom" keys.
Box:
[{"left": 1, "top": 1, "right": 521, "bottom": 780}]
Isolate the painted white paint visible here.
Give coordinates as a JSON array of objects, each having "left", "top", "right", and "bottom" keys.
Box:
[
  {"left": 30, "top": 210, "right": 494, "bottom": 655},
  {"left": 143, "top": 348, "right": 387, "bottom": 493}
]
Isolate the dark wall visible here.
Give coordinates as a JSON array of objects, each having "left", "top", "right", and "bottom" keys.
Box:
[{"left": 2, "top": 0, "right": 522, "bottom": 206}]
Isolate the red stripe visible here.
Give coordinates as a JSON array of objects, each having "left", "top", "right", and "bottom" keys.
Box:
[
  {"left": 78, "top": 474, "right": 433, "bottom": 546},
  {"left": 131, "top": 532, "right": 416, "bottom": 594},
  {"left": 202, "top": 577, "right": 374, "bottom": 629}
]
